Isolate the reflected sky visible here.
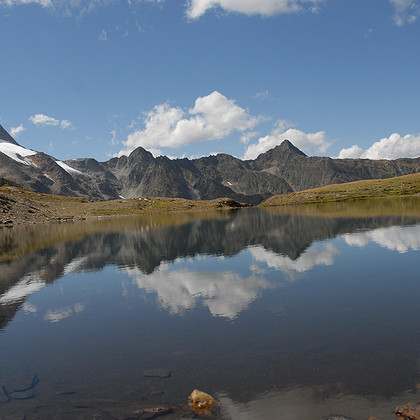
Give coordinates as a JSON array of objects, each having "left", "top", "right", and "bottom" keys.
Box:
[{"left": 0, "top": 207, "right": 419, "bottom": 419}]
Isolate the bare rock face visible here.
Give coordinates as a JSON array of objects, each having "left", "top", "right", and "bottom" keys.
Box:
[
  {"left": 1, "top": 124, "right": 420, "bottom": 204},
  {"left": 395, "top": 402, "right": 420, "bottom": 419},
  {"left": 0, "top": 124, "right": 19, "bottom": 145}
]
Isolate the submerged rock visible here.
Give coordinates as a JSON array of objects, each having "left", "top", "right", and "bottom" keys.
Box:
[
  {"left": 143, "top": 369, "right": 171, "bottom": 378},
  {"left": 188, "top": 389, "right": 218, "bottom": 415},
  {"left": 322, "top": 416, "right": 355, "bottom": 420},
  {"left": 395, "top": 402, "right": 420, "bottom": 420}
]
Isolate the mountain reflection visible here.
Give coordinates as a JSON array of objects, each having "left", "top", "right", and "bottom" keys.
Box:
[{"left": 1, "top": 206, "right": 420, "bottom": 328}]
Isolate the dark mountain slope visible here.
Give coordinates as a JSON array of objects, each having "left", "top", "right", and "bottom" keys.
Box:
[
  {"left": 1, "top": 124, "right": 420, "bottom": 204},
  {"left": 251, "top": 140, "right": 420, "bottom": 192}
]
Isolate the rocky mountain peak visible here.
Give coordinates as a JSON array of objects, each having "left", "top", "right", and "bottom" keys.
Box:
[
  {"left": 271, "top": 140, "right": 307, "bottom": 157},
  {"left": 252, "top": 139, "right": 307, "bottom": 168},
  {"left": 1, "top": 126, "right": 420, "bottom": 205},
  {"left": 0, "top": 124, "right": 19, "bottom": 146},
  {"left": 128, "top": 146, "right": 155, "bottom": 163}
]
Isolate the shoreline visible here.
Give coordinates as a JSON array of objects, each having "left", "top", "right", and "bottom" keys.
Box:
[{"left": 2, "top": 171, "right": 420, "bottom": 227}]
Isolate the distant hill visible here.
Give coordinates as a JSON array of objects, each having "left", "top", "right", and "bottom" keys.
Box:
[
  {"left": 260, "top": 172, "right": 420, "bottom": 206},
  {"left": 1, "top": 124, "right": 420, "bottom": 204}
]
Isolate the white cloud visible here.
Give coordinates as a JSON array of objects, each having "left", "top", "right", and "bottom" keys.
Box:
[
  {"left": 10, "top": 124, "right": 25, "bottom": 137},
  {"left": 60, "top": 119, "right": 74, "bottom": 129},
  {"left": 1, "top": 0, "right": 164, "bottom": 16},
  {"left": 0, "top": 0, "right": 114, "bottom": 16},
  {"left": 1, "top": 0, "right": 52, "bottom": 7},
  {"left": 337, "top": 144, "right": 364, "bottom": 159},
  {"left": 338, "top": 133, "right": 420, "bottom": 160},
  {"left": 118, "top": 91, "right": 262, "bottom": 156},
  {"left": 186, "top": 0, "right": 324, "bottom": 19},
  {"left": 240, "top": 131, "right": 258, "bottom": 145},
  {"left": 243, "top": 119, "right": 332, "bottom": 160},
  {"left": 98, "top": 29, "right": 107, "bottom": 41},
  {"left": 29, "top": 113, "right": 59, "bottom": 126},
  {"left": 29, "top": 113, "right": 74, "bottom": 130},
  {"left": 390, "top": 0, "right": 419, "bottom": 26},
  {"left": 254, "top": 90, "right": 271, "bottom": 99}
]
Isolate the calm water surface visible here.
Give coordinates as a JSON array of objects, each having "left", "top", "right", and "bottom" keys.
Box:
[{"left": 1, "top": 200, "right": 420, "bottom": 419}]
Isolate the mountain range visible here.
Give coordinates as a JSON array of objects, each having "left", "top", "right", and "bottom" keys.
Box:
[{"left": 1, "top": 124, "right": 420, "bottom": 204}]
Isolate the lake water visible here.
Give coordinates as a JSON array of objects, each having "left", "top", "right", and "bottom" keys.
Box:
[{"left": 1, "top": 199, "right": 420, "bottom": 419}]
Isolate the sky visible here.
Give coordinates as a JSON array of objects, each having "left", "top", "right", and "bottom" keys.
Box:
[{"left": 1, "top": 0, "right": 420, "bottom": 162}]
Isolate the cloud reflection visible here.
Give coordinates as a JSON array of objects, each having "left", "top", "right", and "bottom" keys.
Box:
[
  {"left": 126, "top": 265, "right": 270, "bottom": 319},
  {"left": 343, "top": 224, "right": 420, "bottom": 253},
  {"left": 249, "top": 242, "right": 339, "bottom": 281},
  {"left": 44, "top": 303, "right": 85, "bottom": 323},
  {"left": 218, "top": 385, "right": 419, "bottom": 420}
]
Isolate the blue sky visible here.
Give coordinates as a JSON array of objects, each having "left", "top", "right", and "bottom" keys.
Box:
[{"left": 1, "top": 0, "right": 420, "bottom": 162}]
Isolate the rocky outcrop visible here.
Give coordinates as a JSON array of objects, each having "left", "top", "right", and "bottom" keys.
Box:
[
  {"left": 1, "top": 125, "right": 420, "bottom": 204},
  {"left": 395, "top": 402, "right": 420, "bottom": 419}
]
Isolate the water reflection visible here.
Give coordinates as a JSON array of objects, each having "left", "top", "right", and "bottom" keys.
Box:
[
  {"left": 219, "top": 385, "right": 420, "bottom": 420},
  {"left": 344, "top": 224, "right": 420, "bottom": 253},
  {"left": 0, "top": 203, "right": 420, "bottom": 419},
  {"left": 2, "top": 205, "right": 420, "bottom": 327},
  {"left": 127, "top": 265, "right": 271, "bottom": 319},
  {"left": 250, "top": 242, "right": 339, "bottom": 277}
]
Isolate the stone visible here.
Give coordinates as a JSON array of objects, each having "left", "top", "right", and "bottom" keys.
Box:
[
  {"left": 188, "top": 389, "right": 218, "bottom": 415},
  {"left": 143, "top": 369, "right": 171, "bottom": 378},
  {"left": 395, "top": 402, "right": 420, "bottom": 420}
]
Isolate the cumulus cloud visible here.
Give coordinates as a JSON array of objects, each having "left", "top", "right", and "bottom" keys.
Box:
[
  {"left": 186, "top": 0, "right": 324, "bottom": 19},
  {"left": 240, "top": 131, "right": 258, "bottom": 145},
  {"left": 29, "top": 114, "right": 74, "bottom": 129},
  {"left": 390, "top": 0, "right": 419, "bottom": 26},
  {"left": 338, "top": 133, "right": 420, "bottom": 160},
  {"left": 118, "top": 91, "right": 262, "bottom": 156},
  {"left": 243, "top": 119, "right": 332, "bottom": 160},
  {"left": 10, "top": 124, "right": 25, "bottom": 137}
]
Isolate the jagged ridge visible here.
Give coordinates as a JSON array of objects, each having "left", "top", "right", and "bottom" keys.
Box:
[{"left": 0, "top": 125, "right": 420, "bottom": 204}]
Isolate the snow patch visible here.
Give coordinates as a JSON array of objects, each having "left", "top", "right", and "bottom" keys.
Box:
[
  {"left": 57, "top": 161, "right": 84, "bottom": 175},
  {"left": 0, "top": 140, "right": 37, "bottom": 165}
]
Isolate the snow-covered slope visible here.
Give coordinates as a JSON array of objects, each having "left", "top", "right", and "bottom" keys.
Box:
[
  {"left": 0, "top": 140, "right": 37, "bottom": 165},
  {"left": 0, "top": 124, "right": 120, "bottom": 200}
]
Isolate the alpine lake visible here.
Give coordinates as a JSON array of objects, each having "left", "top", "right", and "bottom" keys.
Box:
[{"left": 1, "top": 198, "right": 420, "bottom": 420}]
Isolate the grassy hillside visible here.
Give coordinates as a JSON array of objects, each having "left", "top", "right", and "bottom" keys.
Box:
[
  {"left": 260, "top": 173, "right": 420, "bottom": 207},
  {"left": 0, "top": 184, "right": 247, "bottom": 226}
]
